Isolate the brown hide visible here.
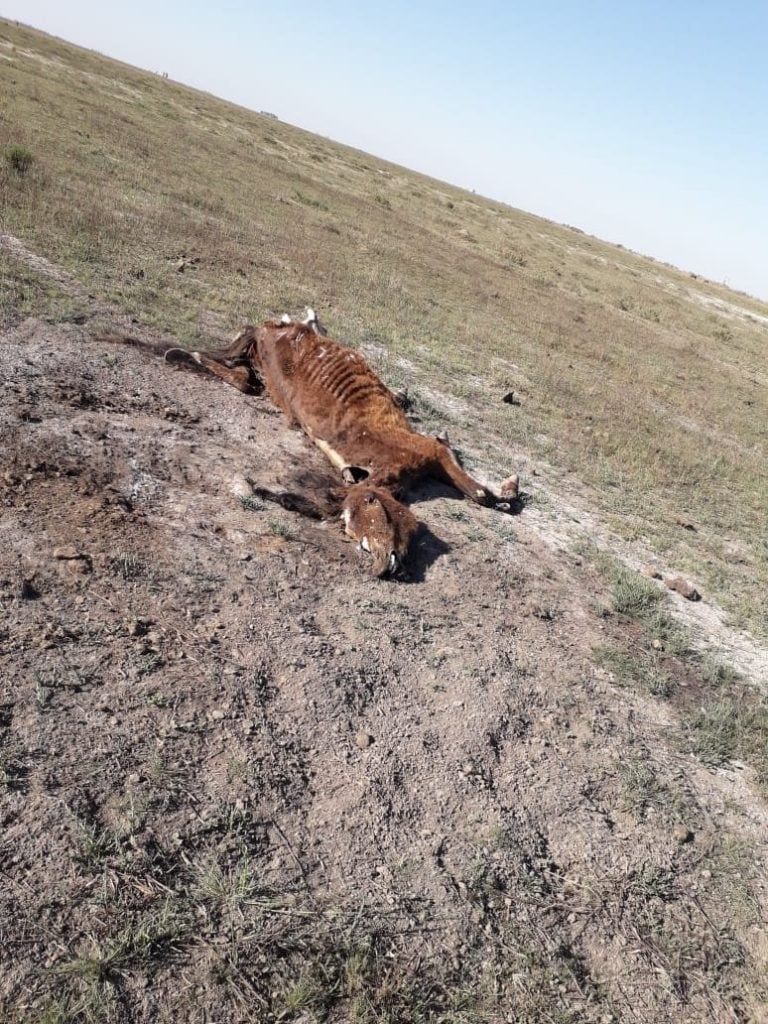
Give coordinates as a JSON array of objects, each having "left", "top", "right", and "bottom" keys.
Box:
[
  {"left": 105, "top": 315, "right": 517, "bottom": 576},
  {"left": 243, "top": 320, "right": 496, "bottom": 504}
]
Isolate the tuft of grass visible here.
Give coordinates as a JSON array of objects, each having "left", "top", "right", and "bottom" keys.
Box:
[
  {"left": 193, "top": 856, "right": 259, "bottom": 912},
  {"left": 293, "top": 189, "right": 329, "bottom": 211},
  {"left": 275, "top": 972, "right": 324, "bottom": 1017},
  {"left": 700, "top": 657, "right": 741, "bottom": 688},
  {"left": 55, "top": 902, "right": 185, "bottom": 985},
  {"left": 267, "top": 519, "right": 296, "bottom": 539},
  {"left": 238, "top": 494, "right": 265, "bottom": 512},
  {"left": 109, "top": 551, "right": 148, "bottom": 579},
  {"left": 686, "top": 700, "right": 741, "bottom": 767},
  {"left": 685, "top": 695, "right": 768, "bottom": 784},
  {"left": 73, "top": 822, "right": 118, "bottom": 869},
  {"left": 593, "top": 645, "right": 674, "bottom": 699},
  {"left": 4, "top": 144, "right": 34, "bottom": 175},
  {"left": 644, "top": 606, "right": 691, "bottom": 657},
  {"left": 611, "top": 566, "right": 663, "bottom": 617},
  {"left": 618, "top": 757, "right": 666, "bottom": 819}
]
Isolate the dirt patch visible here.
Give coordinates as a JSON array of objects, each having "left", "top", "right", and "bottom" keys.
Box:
[{"left": 2, "top": 317, "right": 768, "bottom": 1021}]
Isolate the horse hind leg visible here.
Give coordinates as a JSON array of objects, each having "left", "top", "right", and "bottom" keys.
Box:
[
  {"left": 188, "top": 351, "right": 258, "bottom": 393},
  {"left": 199, "top": 325, "right": 258, "bottom": 363}
]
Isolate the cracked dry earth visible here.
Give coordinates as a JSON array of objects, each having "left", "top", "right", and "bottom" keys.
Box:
[{"left": 1, "top": 317, "right": 768, "bottom": 1022}]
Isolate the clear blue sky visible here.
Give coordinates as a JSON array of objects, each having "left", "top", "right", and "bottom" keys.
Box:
[{"left": 3, "top": 0, "right": 767, "bottom": 300}]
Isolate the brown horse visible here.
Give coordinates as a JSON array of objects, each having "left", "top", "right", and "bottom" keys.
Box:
[{"left": 104, "top": 310, "right": 518, "bottom": 576}]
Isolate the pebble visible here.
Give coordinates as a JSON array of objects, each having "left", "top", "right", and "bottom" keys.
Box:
[
  {"left": 665, "top": 576, "right": 701, "bottom": 601},
  {"left": 53, "top": 544, "right": 81, "bottom": 560},
  {"left": 231, "top": 474, "right": 254, "bottom": 499},
  {"left": 674, "top": 825, "right": 694, "bottom": 845},
  {"left": 355, "top": 731, "right": 373, "bottom": 749}
]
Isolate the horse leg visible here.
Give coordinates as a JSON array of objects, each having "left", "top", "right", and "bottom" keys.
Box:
[
  {"left": 186, "top": 351, "right": 257, "bottom": 393},
  {"left": 431, "top": 441, "right": 494, "bottom": 505}
]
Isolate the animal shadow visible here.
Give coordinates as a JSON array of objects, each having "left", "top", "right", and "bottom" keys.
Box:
[{"left": 399, "top": 522, "right": 451, "bottom": 583}]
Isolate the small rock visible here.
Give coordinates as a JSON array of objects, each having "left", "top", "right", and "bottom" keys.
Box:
[
  {"left": 652, "top": 638, "right": 663, "bottom": 650},
  {"left": 231, "top": 474, "right": 254, "bottom": 500},
  {"left": 53, "top": 544, "right": 81, "bottom": 560},
  {"left": 673, "top": 825, "right": 694, "bottom": 845},
  {"left": 461, "top": 761, "right": 476, "bottom": 776},
  {"left": 701, "top": 869, "right": 712, "bottom": 880},
  {"left": 642, "top": 564, "right": 662, "bottom": 579},
  {"left": 502, "top": 391, "right": 520, "bottom": 406},
  {"left": 355, "top": 731, "right": 373, "bottom": 749},
  {"left": 665, "top": 576, "right": 701, "bottom": 601}
]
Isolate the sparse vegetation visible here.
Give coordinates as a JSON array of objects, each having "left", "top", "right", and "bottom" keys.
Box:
[
  {"left": 293, "top": 189, "right": 329, "bottom": 211},
  {"left": 4, "top": 144, "right": 34, "bottom": 175},
  {"left": 610, "top": 565, "right": 663, "bottom": 617},
  {"left": 239, "top": 493, "right": 265, "bottom": 513},
  {"left": 593, "top": 644, "right": 674, "bottom": 699},
  {"left": 267, "top": 519, "right": 297, "bottom": 539},
  {"left": 109, "top": 551, "right": 148, "bottom": 579},
  {"left": 685, "top": 696, "right": 768, "bottom": 782}
]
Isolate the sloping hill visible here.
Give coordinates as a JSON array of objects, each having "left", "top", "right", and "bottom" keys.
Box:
[{"left": 2, "top": 19, "right": 767, "bottom": 1024}]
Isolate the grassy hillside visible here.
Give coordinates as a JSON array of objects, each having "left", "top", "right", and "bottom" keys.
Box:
[{"left": 2, "top": 19, "right": 767, "bottom": 640}]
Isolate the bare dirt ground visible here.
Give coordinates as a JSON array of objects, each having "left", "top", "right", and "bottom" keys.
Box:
[{"left": 2, "top": 309, "right": 768, "bottom": 1022}]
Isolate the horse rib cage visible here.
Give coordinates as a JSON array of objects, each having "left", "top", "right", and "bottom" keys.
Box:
[{"left": 298, "top": 347, "right": 386, "bottom": 406}]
